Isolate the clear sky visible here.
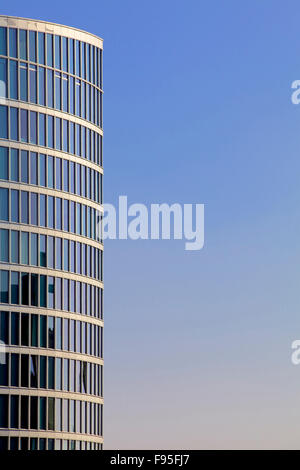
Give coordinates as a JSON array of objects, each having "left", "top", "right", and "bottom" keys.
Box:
[{"left": 3, "top": 0, "right": 300, "bottom": 449}]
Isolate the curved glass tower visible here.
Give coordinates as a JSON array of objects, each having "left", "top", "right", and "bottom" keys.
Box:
[{"left": 0, "top": 16, "right": 103, "bottom": 450}]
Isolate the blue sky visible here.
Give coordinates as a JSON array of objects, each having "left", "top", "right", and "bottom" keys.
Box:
[{"left": 3, "top": 0, "right": 300, "bottom": 448}]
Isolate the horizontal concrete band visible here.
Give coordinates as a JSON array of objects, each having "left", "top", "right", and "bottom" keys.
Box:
[
  {"left": 0, "top": 140, "right": 104, "bottom": 174},
  {"left": 2, "top": 345, "right": 104, "bottom": 364},
  {"left": 0, "top": 388, "right": 104, "bottom": 403},
  {"left": 0, "top": 222, "right": 104, "bottom": 250},
  {"left": 0, "top": 263, "right": 104, "bottom": 288},
  {"left": 1, "top": 99, "right": 104, "bottom": 135},
  {"left": 0, "top": 16, "right": 103, "bottom": 49},
  {"left": 0, "top": 430, "right": 104, "bottom": 443},
  {"left": 0, "top": 180, "right": 103, "bottom": 213},
  {"left": 0, "top": 305, "right": 104, "bottom": 326}
]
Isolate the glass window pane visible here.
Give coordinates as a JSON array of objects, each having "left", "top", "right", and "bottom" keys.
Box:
[
  {"left": 38, "top": 32, "right": 45, "bottom": 64},
  {"left": 30, "top": 193, "right": 38, "bottom": 225},
  {"left": 21, "top": 150, "right": 28, "bottom": 183},
  {"left": 40, "top": 316, "right": 46, "bottom": 348},
  {"left": 0, "top": 147, "right": 8, "bottom": 180},
  {"left": 29, "top": 31, "right": 36, "bottom": 62},
  {"left": 0, "top": 27, "right": 7, "bottom": 56},
  {"left": 48, "top": 276, "right": 54, "bottom": 310},
  {"left": 40, "top": 275, "right": 46, "bottom": 308},
  {"left": 11, "top": 312, "right": 19, "bottom": 345},
  {"left": 31, "top": 315, "right": 38, "bottom": 347},
  {"left": 0, "top": 188, "right": 8, "bottom": 221},
  {"left": 10, "top": 107, "right": 18, "bottom": 140},
  {"left": 40, "top": 194, "right": 46, "bottom": 227},
  {"left": 11, "top": 189, "right": 18, "bottom": 222},
  {"left": 19, "top": 30, "right": 27, "bottom": 60},
  {"left": 30, "top": 152, "right": 37, "bottom": 184},
  {"left": 48, "top": 155, "right": 54, "bottom": 188},
  {"left": 21, "top": 232, "right": 29, "bottom": 264},
  {"left": 39, "top": 154, "right": 46, "bottom": 186},
  {"left": 0, "top": 58, "right": 7, "bottom": 98},
  {"left": 20, "top": 109, "right": 28, "bottom": 142},
  {"left": 40, "top": 234, "right": 46, "bottom": 267},
  {"left": 0, "top": 105, "right": 8, "bottom": 138},
  {"left": 38, "top": 66, "right": 45, "bottom": 105},
  {"left": 30, "top": 233, "right": 38, "bottom": 265},
  {"left": 0, "top": 229, "right": 8, "bottom": 262},
  {"left": 47, "top": 115, "right": 54, "bottom": 148},
  {"left": 10, "top": 149, "right": 19, "bottom": 183},
  {"left": 21, "top": 191, "right": 28, "bottom": 223},
  {"left": 30, "top": 111, "right": 37, "bottom": 143},
  {"left": 21, "top": 273, "right": 29, "bottom": 305},
  {"left": 46, "top": 34, "right": 53, "bottom": 67},
  {"left": 48, "top": 196, "right": 54, "bottom": 228},
  {"left": 31, "top": 273, "right": 38, "bottom": 307},
  {"left": 20, "top": 63, "right": 28, "bottom": 101},
  {"left": 39, "top": 114, "right": 46, "bottom": 146},
  {"left": 9, "top": 28, "right": 17, "bottom": 58},
  {"left": 11, "top": 231, "right": 19, "bottom": 263}
]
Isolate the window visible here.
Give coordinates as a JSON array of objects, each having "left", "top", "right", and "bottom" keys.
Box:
[
  {"left": 21, "top": 150, "right": 28, "bottom": 183},
  {"left": 56, "top": 197, "right": 62, "bottom": 230},
  {"left": 0, "top": 147, "right": 8, "bottom": 180},
  {"left": 21, "top": 191, "right": 28, "bottom": 223},
  {"left": 10, "top": 148, "right": 19, "bottom": 181},
  {"left": 21, "top": 231, "right": 29, "bottom": 264},
  {"left": 31, "top": 233, "right": 38, "bottom": 265},
  {"left": 0, "top": 105, "right": 8, "bottom": 139},
  {"left": 48, "top": 277, "right": 54, "bottom": 309},
  {"left": 0, "top": 270, "right": 8, "bottom": 303},
  {"left": 38, "top": 32, "right": 45, "bottom": 65},
  {"left": 63, "top": 200, "right": 69, "bottom": 231},
  {"left": 30, "top": 111, "right": 37, "bottom": 143},
  {"left": 47, "top": 115, "right": 54, "bottom": 148},
  {"left": 20, "top": 108, "right": 28, "bottom": 142},
  {"left": 11, "top": 189, "right": 18, "bottom": 222},
  {"left": 56, "top": 237, "right": 62, "bottom": 270},
  {"left": 38, "top": 67, "right": 45, "bottom": 105},
  {"left": 56, "top": 358, "right": 62, "bottom": 389},
  {"left": 11, "top": 270, "right": 19, "bottom": 303},
  {"left": 10, "top": 61, "right": 18, "bottom": 100},
  {"left": 0, "top": 311, "right": 8, "bottom": 344},
  {"left": 30, "top": 152, "right": 38, "bottom": 184},
  {"left": 0, "top": 229, "right": 8, "bottom": 262},
  {"left": 47, "top": 34, "right": 53, "bottom": 67},
  {"left": 31, "top": 315, "right": 38, "bottom": 347},
  {"left": 39, "top": 114, "right": 46, "bottom": 146},
  {"left": 11, "top": 312, "right": 19, "bottom": 345},
  {"left": 48, "top": 357, "right": 55, "bottom": 390},
  {"left": 40, "top": 275, "right": 47, "bottom": 307},
  {"left": 30, "top": 193, "right": 38, "bottom": 225},
  {"left": 0, "top": 395, "right": 8, "bottom": 428},
  {"left": 19, "top": 30, "right": 27, "bottom": 60},
  {"left": 10, "top": 395, "right": 19, "bottom": 429},
  {"left": 47, "top": 69, "right": 53, "bottom": 108},
  {"left": 29, "top": 31, "right": 37, "bottom": 62},
  {"left": 63, "top": 239, "right": 69, "bottom": 271},
  {"left": 40, "top": 316, "right": 47, "bottom": 348},
  {"left": 56, "top": 277, "right": 62, "bottom": 311},
  {"left": 48, "top": 196, "right": 54, "bottom": 228},
  {"left": 63, "top": 159, "right": 69, "bottom": 191},
  {"left": 21, "top": 313, "right": 29, "bottom": 346},
  {"left": 40, "top": 194, "right": 46, "bottom": 227},
  {"left": 29, "top": 66, "right": 37, "bottom": 104},
  {"left": 21, "top": 272, "right": 29, "bottom": 305},
  {"left": 31, "top": 273, "right": 38, "bottom": 307},
  {"left": 56, "top": 158, "right": 62, "bottom": 190},
  {"left": 40, "top": 234, "right": 46, "bottom": 267},
  {"left": 56, "top": 318, "right": 62, "bottom": 350},
  {"left": 0, "top": 27, "right": 6, "bottom": 56}
]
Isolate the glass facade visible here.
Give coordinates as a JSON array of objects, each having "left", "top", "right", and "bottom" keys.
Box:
[{"left": 0, "top": 17, "right": 103, "bottom": 450}]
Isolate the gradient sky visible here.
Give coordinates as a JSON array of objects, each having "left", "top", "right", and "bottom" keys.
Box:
[{"left": 2, "top": 0, "right": 300, "bottom": 449}]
